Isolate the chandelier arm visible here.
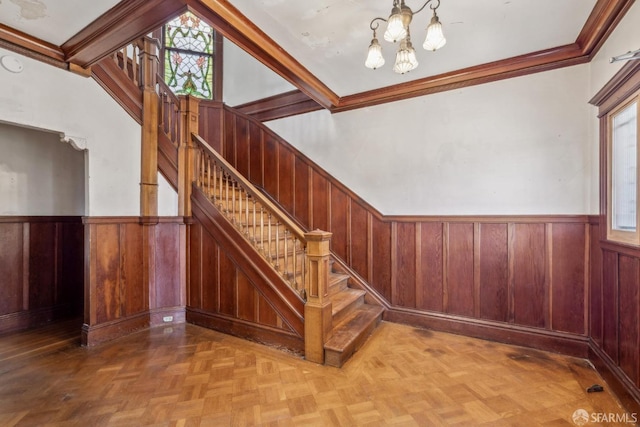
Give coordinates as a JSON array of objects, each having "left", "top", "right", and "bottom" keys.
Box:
[
  {"left": 369, "top": 17, "right": 387, "bottom": 31},
  {"left": 413, "top": 0, "right": 440, "bottom": 16}
]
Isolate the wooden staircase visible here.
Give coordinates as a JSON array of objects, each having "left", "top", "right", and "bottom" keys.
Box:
[
  {"left": 91, "top": 38, "right": 384, "bottom": 367},
  {"left": 193, "top": 135, "right": 384, "bottom": 367}
]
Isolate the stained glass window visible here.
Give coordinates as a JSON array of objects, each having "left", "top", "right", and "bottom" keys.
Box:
[{"left": 164, "top": 12, "right": 215, "bottom": 99}]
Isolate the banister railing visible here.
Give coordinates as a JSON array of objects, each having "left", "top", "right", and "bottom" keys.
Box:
[
  {"left": 111, "top": 40, "right": 143, "bottom": 87},
  {"left": 158, "top": 78, "right": 181, "bottom": 149},
  {"left": 192, "top": 133, "right": 308, "bottom": 299}
]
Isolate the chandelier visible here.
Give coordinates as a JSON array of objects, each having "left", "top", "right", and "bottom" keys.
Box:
[{"left": 365, "top": 0, "right": 446, "bottom": 74}]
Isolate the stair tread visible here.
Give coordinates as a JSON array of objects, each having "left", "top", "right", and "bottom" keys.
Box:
[
  {"left": 328, "top": 273, "right": 350, "bottom": 294},
  {"left": 324, "top": 304, "right": 384, "bottom": 352},
  {"left": 329, "top": 288, "right": 365, "bottom": 316}
]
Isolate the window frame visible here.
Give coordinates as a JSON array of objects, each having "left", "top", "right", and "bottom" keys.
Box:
[
  {"left": 606, "top": 92, "right": 640, "bottom": 245},
  {"left": 591, "top": 60, "right": 640, "bottom": 247},
  {"left": 155, "top": 12, "right": 223, "bottom": 101}
]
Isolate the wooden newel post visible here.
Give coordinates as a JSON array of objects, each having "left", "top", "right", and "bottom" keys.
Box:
[
  {"left": 178, "top": 96, "right": 200, "bottom": 217},
  {"left": 139, "top": 36, "right": 161, "bottom": 217},
  {"left": 304, "top": 229, "right": 333, "bottom": 364}
]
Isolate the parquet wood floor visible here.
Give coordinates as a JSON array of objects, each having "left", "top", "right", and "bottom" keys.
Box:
[{"left": 0, "top": 321, "right": 632, "bottom": 426}]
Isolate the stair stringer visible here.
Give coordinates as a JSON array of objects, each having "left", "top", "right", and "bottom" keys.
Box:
[{"left": 189, "top": 186, "right": 305, "bottom": 353}]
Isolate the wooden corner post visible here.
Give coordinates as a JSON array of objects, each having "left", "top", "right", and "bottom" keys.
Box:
[
  {"left": 178, "top": 96, "right": 200, "bottom": 217},
  {"left": 139, "top": 36, "right": 160, "bottom": 217},
  {"left": 304, "top": 230, "right": 333, "bottom": 364}
]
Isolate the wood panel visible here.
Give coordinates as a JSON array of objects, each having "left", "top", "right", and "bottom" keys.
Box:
[
  {"left": 602, "top": 250, "right": 619, "bottom": 362},
  {"left": 479, "top": 223, "right": 508, "bottom": 322},
  {"left": 278, "top": 145, "right": 294, "bottom": 214},
  {"left": 0, "top": 218, "right": 83, "bottom": 334},
  {"left": 330, "top": 187, "right": 349, "bottom": 262},
  {"left": 293, "top": 157, "right": 310, "bottom": 228},
  {"left": 589, "top": 222, "right": 603, "bottom": 345},
  {"left": 447, "top": 223, "right": 475, "bottom": 317},
  {"left": 417, "top": 222, "right": 444, "bottom": 312},
  {"left": 83, "top": 217, "right": 184, "bottom": 346},
  {"left": 512, "top": 224, "right": 547, "bottom": 328},
  {"left": 235, "top": 117, "right": 250, "bottom": 178},
  {"left": 551, "top": 223, "right": 586, "bottom": 335},
  {"left": 263, "top": 134, "right": 279, "bottom": 198},
  {"left": 0, "top": 223, "right": 24, "bottom": 316},
  {"left": 371, "top": 217, "right": 392, "bottom": 303},
  {"left": 201, "top": 225, "right": 218, "bottom": 313},
  {"left": 393, "top": 222, "right": 416, "bottom": 308},
  {"left": 618, "top": 255, "right": 640, "bottom": 387},
  {"left": 311, "top": 172, "right": 329, "bottom": 232},
  {"left": 248, "top": 123, "right": 263, "bottom": 186}
]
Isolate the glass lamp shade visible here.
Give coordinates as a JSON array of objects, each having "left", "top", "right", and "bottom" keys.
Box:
[
  {"left": 365, "top": 37, "right": 385, "bottom": 69},
  {"left": 393, "top": 39, "right": 417, "bottom": 74},
  {"left": 423, "top": 13, "right": 446, "bottom": 51},
  {"left": 384, "top": 7, "right": 407, "bottom": 43}
]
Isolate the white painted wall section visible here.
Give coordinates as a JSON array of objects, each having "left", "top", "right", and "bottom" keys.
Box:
[
  {"left": 0, "top": 47, "right": 141, "bottom": 216},
  {"left": 223, "top": 39, "right": 296, "bottom": 107},
  {"left": 0, "top": 122, "right": 85, "bottom": 215},
  {"left": 267, "top": 65, "right": 591, "bottom": 215}
]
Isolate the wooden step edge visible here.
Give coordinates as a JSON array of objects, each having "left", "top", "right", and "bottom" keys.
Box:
[
  {"left": 328, "top": 273, "right": 350, "bottom": 295},
  {"left": 324, "top": 304, "right": 384, "bottom": 368},
  {"left": 329, "top": 288, "right": 365, "bottom": 319}
]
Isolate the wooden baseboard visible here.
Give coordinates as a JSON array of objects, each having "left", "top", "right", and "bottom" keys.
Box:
[
  {"left": 186, "top": 308, "right": 304, "bottom": 355},
  {"left": 0, "top": 305, "right": 79, "bottom": 335},
  {"left": 81, "top": 313, "right": 150, "bottom": 347},
  {"left": 384, "top": 307, "right": 589, "bottom": 357},
  {"left": 149, "top": 306, "right": 186, "bottom": 327},
  {"left": 589, "top": 341, "right": 640, "bottom": 415}
]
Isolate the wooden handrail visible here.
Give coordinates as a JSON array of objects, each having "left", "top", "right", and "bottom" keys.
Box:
[{"left": 192, "top": 133, "right": 307, "bottom": 243}]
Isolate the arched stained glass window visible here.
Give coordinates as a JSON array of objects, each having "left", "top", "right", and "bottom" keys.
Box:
[{"left": 164, "top": 12, "right": 215, "bottom": 99}]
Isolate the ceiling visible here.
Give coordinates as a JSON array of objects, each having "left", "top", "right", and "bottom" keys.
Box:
[{"left": 0, "top": 0, "right": 632, "bottom": 111}]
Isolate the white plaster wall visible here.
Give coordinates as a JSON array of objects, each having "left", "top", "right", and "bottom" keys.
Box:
[
  {"left": 158, "top": 172, "right": 178, "bottom": 216},
  {"left": 0, "top": 122, "right": 85, "bottom": 215},
  {"left": 223, "top": 39, "right": 296, "bottom": 106},
  {"left": 0, "top": 47, "right": 140, "bottom": 216},
  {"left": 267, "top": 65, "right": 591, "bottom": 215},
  {"left": 587, "top": 2, "right": 640, "bottom": 214}
]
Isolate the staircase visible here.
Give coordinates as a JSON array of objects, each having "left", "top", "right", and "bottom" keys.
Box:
[
  {"left": 92, "top": 37, "right": 384, "bottom": 367},
  {"left": 192, "top": 134, "right": 384, "bottom": 367}
]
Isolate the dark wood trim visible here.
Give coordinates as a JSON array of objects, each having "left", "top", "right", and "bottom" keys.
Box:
[
  {"left": 62, "top": 0, "right": 187, "bottom": 67},
  {"left": 233, "top": 90, "right": 322, "bottom": 122},
  {"left": 81, "top": 312, "right": 150, "bottom": 347},
  {"left": 0, "top": 216, "right": 83, "bottom": 223},
  {"left": 334, "top": 44, "right": 588, "bottom": 112},
  {"left": 385, "top": 307, "right": 589, "bottom": 358},
  {"left": 82, "top": 216, "right": 141, "bottom": 224},
  {"left": 0, "top": 23, "right": 66, "bottom": 67},
  {"left": 576, "top": 0, "right": 636, "bottom": 58},
  {"left": 187, "top": 308, "right": 304, "bottom": 355},
  {"left": 590, "top": 60, "right": 640, "bottom": 114},
  {"left": 589, "top": 340, "right": 640, "bottom": 415}
]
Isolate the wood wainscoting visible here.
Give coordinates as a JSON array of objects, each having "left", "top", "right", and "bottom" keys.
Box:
[
  {"left": 82, "top": 216, "right": 186, "bottom": 346},
  {"left": 0, "top": 217, "right": 84, "bottom": 335},
  {"left": 589, "top": 217, "right": 640, "bottom": 415},
  {"left": 197, "top": 103, "right": 591, "bottom": 357}
]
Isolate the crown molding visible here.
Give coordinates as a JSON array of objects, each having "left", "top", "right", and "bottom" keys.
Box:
[
  {"left": 0, "top": 23, "right": 65, "bottom": 67},
  {"left": 334, "top": 44, "right": 588, "bottom": 112},
  {"left": 576, "top": 0, "right": 636, "bottom": 57}
]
